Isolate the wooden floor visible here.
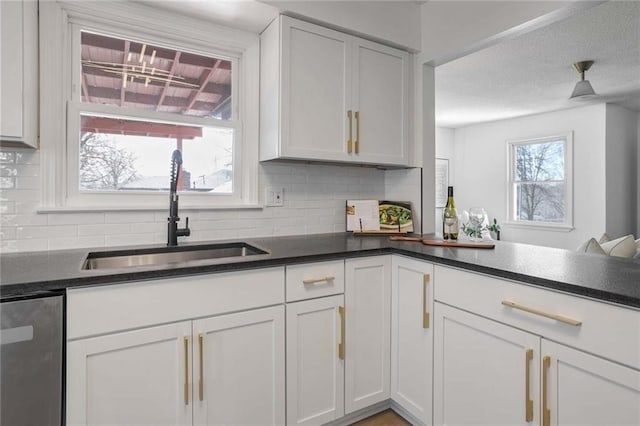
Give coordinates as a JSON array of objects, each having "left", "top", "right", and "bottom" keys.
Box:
[{"left": 351, "top": 409, "right": 411, "bottom": 426}]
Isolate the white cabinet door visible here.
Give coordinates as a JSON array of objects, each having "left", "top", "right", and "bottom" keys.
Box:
[
  {"left": 345, "top": 256, "right": 391, "bottom": 414},
  {"left": 286, "top": 295, "right": 345, "bottom": 425},
  {"left": 280, "top": 16, "right": 350, "bottom": 162},
  {"left": 260, "top": 16, "right": 411, "bottom": 167},
  {"left": 67, "top": 321, "right": 193, "bottom": 426},
  {"left": 542, "top": 340, "right": 640, "bottom": 426},
  {"left": 193, "top": 306, "right": 285, "bottom": 426},
  {"left": 0, "top": 0, "right": 37, "bottom": 147},
  {"left": 433, "top": 303, "right": 541, "bottom": 426},
  {"left": 391, "top": 256, "right": 434, "bottom": 424},
  {"left": 351, "top": 39, "right": 409, "bottom": 166}
]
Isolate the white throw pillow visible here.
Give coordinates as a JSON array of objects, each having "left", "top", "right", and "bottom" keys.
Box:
[
  {"left": 598, "top": 233, "right": 611, "bottom": 244},
  {"left": 576, "top": 238, "right": 606, "bottom": 255},
  {"left": 600, "top": 234, "right": 636, "bottom": 258}
]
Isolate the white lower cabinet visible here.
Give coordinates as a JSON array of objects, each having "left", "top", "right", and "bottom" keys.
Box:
[
  {"left": 434, "top": 302, "right": 640, "bottom": 426},
  {"left": 543, "top": 340, "right": 640, "bottom": 426},
  {"left": 433, "top": 303, "right": 540, "bottom": 426},
  {"left": 286, "top": 294, "right": 345, "bottom": 425},
  {"left": 390, "top": 256, "right": 434, "bottom": 424},
  {"left": 345, "top": 256, "right": 391, "bottom": 414},
  {"left": 285, "top": 256, "right": 391, "bottom": 425},
  {"left": 192, "top": 307, "right": 285, "bottom": 426},
  {"left": 67, "top": 321, "right": 194, "bottom": 426},
  {"left": 68, "top": 306, "right": 285, "bottom": 426}
]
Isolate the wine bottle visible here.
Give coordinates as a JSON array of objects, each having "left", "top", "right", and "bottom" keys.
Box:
[{"left": 443, "top": 186, "right": 458, "bottom": 240}]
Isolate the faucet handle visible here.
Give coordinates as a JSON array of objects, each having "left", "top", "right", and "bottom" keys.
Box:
[{"left": 183, "top": 217, "right": 191, "bottom": 237}]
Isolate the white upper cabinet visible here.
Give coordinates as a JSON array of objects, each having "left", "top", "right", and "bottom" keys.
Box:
[
  {"left": 260, "top": 15, "right": 410, "bottom": 167},
  {"left": 0, "top": 0, "right": 38, "bottom": 148}
]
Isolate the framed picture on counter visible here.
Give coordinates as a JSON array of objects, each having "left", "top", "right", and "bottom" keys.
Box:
[{"left": 435, "top": 158, "right": 449, "bottom": 208}]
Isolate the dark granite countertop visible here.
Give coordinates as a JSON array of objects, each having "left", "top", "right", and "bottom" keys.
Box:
[{"left": 1, "top": 233, "right": 639, "bottom": 308}]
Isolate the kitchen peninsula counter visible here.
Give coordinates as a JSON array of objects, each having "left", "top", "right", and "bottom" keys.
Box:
[{"left": 2, "top": 233, "right": 639, "bottom": 308}]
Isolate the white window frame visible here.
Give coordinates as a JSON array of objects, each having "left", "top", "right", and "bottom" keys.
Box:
[
  {"left": 506, "top": 132, "right": 574, "bottom": 231},
  {"left": 39, "top": 1, "right": 259, "bottom": 211}
]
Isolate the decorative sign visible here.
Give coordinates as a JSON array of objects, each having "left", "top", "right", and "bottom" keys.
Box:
[{"left": 346, "top": 200, "right": 414, "bottom": 233}]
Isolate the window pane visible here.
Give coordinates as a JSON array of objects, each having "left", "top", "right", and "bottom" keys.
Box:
[
  {"left": 515, "top": 182, "right": 565, "bottom": 222},
  {"left": 79, "top": 114, "right": 233, "bottom": 193},
  {"left": 514, "top": 141, "right": 564, "bottom": 182},
  {"left": 81, "top": 32, "right": 232, "bottom": 119}
]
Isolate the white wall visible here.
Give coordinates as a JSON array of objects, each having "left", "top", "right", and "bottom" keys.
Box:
[
  {"left": 434, "top": 127, "right": 455, "bottom": 233},
  {"left": 265, "top": 1, "right": 422, "bottom": 51},
  {"left": 604, "top": 104, "right": 638, "bottom": 238},
  {"left": 450, "top": 104, "right": 608, "bottom": 250}
]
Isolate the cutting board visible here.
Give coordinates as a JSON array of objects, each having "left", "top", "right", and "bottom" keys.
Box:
[{"left": 390, "top": 236, "right": 495, "bottom": 249}]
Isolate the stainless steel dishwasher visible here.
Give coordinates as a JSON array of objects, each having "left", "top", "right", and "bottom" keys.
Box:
[{"left": 1, "top": 293, "right": 63, "bottom": 426}]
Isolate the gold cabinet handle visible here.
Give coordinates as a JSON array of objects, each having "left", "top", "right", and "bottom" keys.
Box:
[
  {"left": 422, "top": 274, "right": 430, "bottom": 328},
  {"left": 338, "top": 306, "right": 345, "bottom": 360},
  {"left": 302, "top": 276, "right": 335, "bottom": 285},
  {"left": 525, "top": 349, "right": 534, "bottom": 422},
  {"left": 501, "top": 300, "right": 582, "bottom": 326},
  {"left": 354, "top": 111, "right": 360, "bottom": 154},
  {"left": 347, "top": 110, "right": 353, "bottom": 153},
  {"left": 198, "top": 334, "right": 204, "bottom": 402},
  {"left": 542, "top": 355, "right": 551, "bottom": 426},
  {"left": 183, "top": 336, "right": 189, "bottom": 405}
]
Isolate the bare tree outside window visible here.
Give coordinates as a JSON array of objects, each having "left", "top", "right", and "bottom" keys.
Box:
[
  {"left": 511, "top": 139, "right": 567, "bottom": 223},
  {"left": 80, "top": 132, "right": 139, "bottom": 190}
]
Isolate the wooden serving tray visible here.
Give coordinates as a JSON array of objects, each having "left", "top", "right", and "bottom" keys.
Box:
[{"left": 389, "top": 236, "right": 495, "bottom": 249}]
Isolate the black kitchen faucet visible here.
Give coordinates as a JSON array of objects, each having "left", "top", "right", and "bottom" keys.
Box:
[{"left": 167, "top": 149, "right": 190, "bottom": 246}]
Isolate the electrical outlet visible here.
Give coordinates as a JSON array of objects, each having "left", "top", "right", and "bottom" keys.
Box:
[{"left": 265, "top": 187, "right": 284, "bottom": 207}]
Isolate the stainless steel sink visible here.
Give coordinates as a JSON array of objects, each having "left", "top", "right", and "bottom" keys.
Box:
[{"left": 82, "top": 242, "right": 269, "bottom": 270}]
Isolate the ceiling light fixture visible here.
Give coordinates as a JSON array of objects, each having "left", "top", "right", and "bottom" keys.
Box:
[{"left": 570, "top": 60, "right": 596, "bottom": 99}]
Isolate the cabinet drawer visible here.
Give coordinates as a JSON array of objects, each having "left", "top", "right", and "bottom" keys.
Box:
[
  {"left": 68, "top": 267, "right": 285, "bottom": 339},
  {"left": 286, "top": 260, "right": 345, "bottom": 302},
  {"left": 434, "top": 265, "right": 640, "bottom": 370}
]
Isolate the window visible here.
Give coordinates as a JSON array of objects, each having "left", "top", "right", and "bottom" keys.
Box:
[
  {"left": 507, "top": 133, "right": 573, "bottom": 228},
  {"left": 40, "top": 1, "right": 259, "bottom": 210}
]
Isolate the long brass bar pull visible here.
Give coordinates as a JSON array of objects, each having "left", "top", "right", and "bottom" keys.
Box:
[
  {"left": 542, "top": 355, "right": 551, "bottom": 426},
  {"left": 354, "top": 111, "right": 360, "bottom": 154},
  {"left": 501, "top": 300, "right": 582, "bottom": 326},
  {"left": 525, "top": 349, "right": 534, "bottom": 422},
  {"left": 347, "top": 111, "right": 353, "bottom": 153},
  {"left": 183, "top": 337, "right": 189, "bottom": 405},
  {"left": 422, "top": 274, "right": 430, "bottom": 328},
  {"left": 198, "top": 334, "right": 204, "bottom": 402},
  {"left": 338, "top": 306, "right": 345, "bottom": 360},
  {"left": 302, "top": 276, "right": 335, "bottom": 285}
]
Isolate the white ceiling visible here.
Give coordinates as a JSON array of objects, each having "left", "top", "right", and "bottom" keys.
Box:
[
  {"left": 435, "top": 1, "right": 640, "bottom": 128},
  {"left": 136, "top": 1, "right": 278, "bottom": 33}
]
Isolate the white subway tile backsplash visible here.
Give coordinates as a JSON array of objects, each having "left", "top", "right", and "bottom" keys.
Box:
[
  {"left": 48, "top": 213, "right": 105, "bottom": 226},
  {"left": 15, "top": 151, "right": 39, "bottom": 164},
  {"left": 78, "top": 223, "right": 131, "bottom": 236},
  {"left": 0, "top": 147, "right": 421, "bottom": 253},
  {"left": 105, "top": 212, "right": 156, "bottom": 224},
  {"left": 48, "top": 236, "right": 106, "bottom": 251},
  {"left": 0, "top": 227, "right": 16, "bottom": 240},
  {"left": 0, "top": 177, "right": 15, "bottom": 189},
  {"left": 16, "top": 225, "right": 77, "bottom": 239},
  {"left": 0, "top": 152, "right": 15, "bottom": 163},
  {"left": 105, "top": 233, "right": 159, "bottom": 247}
]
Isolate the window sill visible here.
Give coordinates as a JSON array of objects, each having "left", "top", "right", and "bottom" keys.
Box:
[
  {"left": 504, "top": 221, "right": 574, "bottom": 232},
  {"left": 37, "top": 204, "right": 264, "bottom": 214}
]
